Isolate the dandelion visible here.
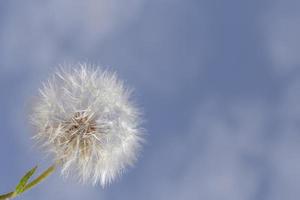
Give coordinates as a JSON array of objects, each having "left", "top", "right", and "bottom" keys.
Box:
[{"left": 0, "top": 63, "right": 144, "bottom": 199}]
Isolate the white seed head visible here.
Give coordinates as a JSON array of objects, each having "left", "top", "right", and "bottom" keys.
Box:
[{"left": 31, "top": 64, "right": 144, "bottom": 187}]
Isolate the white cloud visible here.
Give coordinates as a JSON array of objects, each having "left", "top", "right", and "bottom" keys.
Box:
[
  {"left": 128, "top": 99, "right": 267, "bottom": 200},
  {"left": 263, "top": 0, "right": 300, "bottom": 75},
  {"left": 266, "top": 78, "right": 300, "bottom": 200},
  {"left": 126, "top": 92, "right": 300, "bottom": 200},
  {"left": 0, "top": 0, "right": 144, "bottom": 72}
]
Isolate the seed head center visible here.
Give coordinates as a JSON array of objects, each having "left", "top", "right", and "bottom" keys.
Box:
[{"left": 66, "top": 112, "right": 97, "bottom": 138}]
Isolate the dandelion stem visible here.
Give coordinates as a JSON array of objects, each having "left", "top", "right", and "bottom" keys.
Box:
[
  {"left": 0, "top": 163, "right": 56, "bottom": 200},
  {"left": 23, "top": 164, "right": 56, "bottom": 192},
  {"left": 0, "top": 192, "right": 16, "bottom": 200}
]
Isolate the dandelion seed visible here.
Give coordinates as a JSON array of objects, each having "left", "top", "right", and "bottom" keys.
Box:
[{"left": 31, "top": 63, "right": 144, "bottom": 187}]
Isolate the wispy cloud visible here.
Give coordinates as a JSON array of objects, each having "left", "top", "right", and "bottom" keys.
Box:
[
  {"left": 0, "top": 0, "right": 144, "bottom": 72},
  {"left": 263, "top": 0, "right": 300, "bottom": 75},
  {"left": 122, "top": 94, "right": 300, "bottom": 200}
]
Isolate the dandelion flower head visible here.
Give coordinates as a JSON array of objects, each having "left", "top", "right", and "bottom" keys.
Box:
[{"left": 31, "top": 64, "right": 143, "bottom": 187}]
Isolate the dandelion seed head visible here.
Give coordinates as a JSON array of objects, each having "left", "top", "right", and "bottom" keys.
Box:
[{"left": 31, "top": 63, "right": 144, "bottom": 187}]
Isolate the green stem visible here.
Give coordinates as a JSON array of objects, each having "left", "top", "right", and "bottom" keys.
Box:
[
  {"left": 0, "top": 192, "right": 16, "bottom": 200},
  {"left": 0, "top": 164, "right": 56, "bottom": 200},
  {"left": 23, "top": 164, "right": 56, "bottom": 192}
]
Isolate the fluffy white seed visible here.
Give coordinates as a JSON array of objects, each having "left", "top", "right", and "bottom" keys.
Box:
[{"left": 30, "top": 64, "right": 143, "bottom": 187}]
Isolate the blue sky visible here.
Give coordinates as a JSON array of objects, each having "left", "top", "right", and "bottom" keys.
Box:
[{"left": 1, "top": 0, "right": 300, "bottom": 200}]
